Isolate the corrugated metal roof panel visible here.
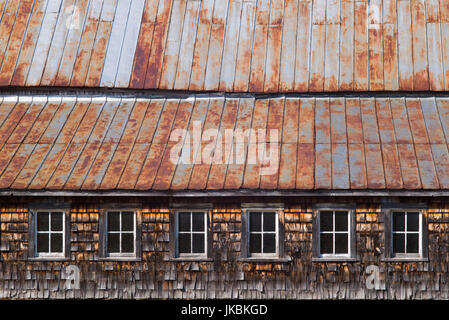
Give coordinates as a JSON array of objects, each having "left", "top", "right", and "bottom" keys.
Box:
[{"left": 0, "top": 0, "right": 448, "bottom": 92}]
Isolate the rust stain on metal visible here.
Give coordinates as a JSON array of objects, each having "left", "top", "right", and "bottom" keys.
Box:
[
  {"left": 10, "top": 143, "right": 51, "bottom": 189},
  {"left": 0, "top": 0, "right": 445, "bottom": 92},
  {"left": 397, "top": 143, "right": 422, "bottom": 190},
  {"left": 0, "top": 94, "right": 448, "bottom": 191},
  {"left": 46, "top": 143, "right": 85, "bottom": 190}
]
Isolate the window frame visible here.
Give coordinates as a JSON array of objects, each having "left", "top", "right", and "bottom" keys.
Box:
[
  {"left": 99, "top": 206, "right": 142, "bottom": 261},
  {"left": 383, "top": 206, "right": 428, "bottom": 261},
  {"left": 317, "top": 210, "right": 351, "bottom": 259},
  {"left": 28, "top": 206, "right": 71, "bottom": 261},
  {"left": 312, "top": 204, "right": 357, "bottom": 262},
  {"left": 169, "top": 205, "right": 212, "bottom": 261},
  {"left": 175, "top": 210, "right": 208, "bottom": 258},
  {"left": 105, "top": 210, "right": 137, "bottom": 258},
  {"left": 240, "top": 204, "right": 285, "bottom": 261},
  {"left": 247, "top": 211, "right": 279, "bottom": 258}
]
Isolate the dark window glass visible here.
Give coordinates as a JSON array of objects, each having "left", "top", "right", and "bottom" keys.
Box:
[
  {"left": 121, "top": 233, "right": 134, "bottom": 253},
  {"left": 37, "top": 233, "right": 49, "bottom": 252},
  {"left": 121, "top": 212, "right": 134, "bottom": 231},
  {"left": 178, "top": 233, "right": 191, "bottom": 254},
  {"left": 407, "top": 234, "right": 419, "bottom": 253},
  {"left": 192, "top": 212, "right": 205, "bottom": 232},
  {"left": 320, "top": 233, "right": 333, "bottom": 254},
  {"left": 51, "top": 212, "right": 63, "bottom": 231},
  {"left": 249, "top": 233, "right": 261, "bottom": 253},
  {"left": 393, "top": 233, "right": 405, "bottom": 253},
  {"left": 192, "top": 233, "right": 205, "bottom": 253},
  {"left": 51, "top": 234, "right": 63, "bottom": 253},
  {"left": 320, "top": 211, "right": 333, "bottom": 231},
  {"left": 250, "top": 212, "right": 262, "bottom": 232},
  {"left": 335, "top": 233, "right": 348, "bottom": 254},
  {"left": 263, "top": 212, "right": 276, "bottom": 232},
  {"left": 107, "top": 212, "right": 120, "bottom": 232},
  {"left": 37, "top": 213, "right": 49, "bottom": 231},
  {"left": 107, "top": 233, "right": 120, "bottom": 253},
  {"left": 393, "top": 212, "right": 405, "bottom": 231},
  {"left": 263, "top": 234, "right": 276, "bottom": 253},
  {"left": 178, "top": 212, "right": 191, "bottom": 232},
  {"left": 319, "top": 210, "right": 350, "bottom": 256},
  {"left": 177, "top": 212, "right": 206, "bottom": 255},
  {"left": 335, "top": 212, "right": 348, "bottom": 231},
  {"left": 36, "top": 211, "right": 65, "bottom": 255},
  {"left": 407, "top": 212, "right": 419, "bottom": 232}
]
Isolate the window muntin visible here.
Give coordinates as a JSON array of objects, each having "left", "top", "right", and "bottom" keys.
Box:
[
  {"left": 248, "top": 211, "right": 278, "bottom": 257},
  {"left": 392, "top": 211, "right": 421, "bottom": 256},
  {"left": 35, "top": 211, "right": 64, "bottom": 257},
  {"left": 106, "top": 211, "right": 136, "bottom": 256},
  {"left": 319, "top": 210, "right": 350, "bottom": 257},
  {"left": 177, "top": 211, "right": 207, "bottom": 256}
]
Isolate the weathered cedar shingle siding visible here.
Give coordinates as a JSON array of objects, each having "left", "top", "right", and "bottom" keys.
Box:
[{"left": 0, "top": 197, "right": 449, "bottom": 299}]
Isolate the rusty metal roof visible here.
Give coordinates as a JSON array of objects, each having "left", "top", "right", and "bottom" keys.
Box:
[
  {"left": 0, "top": 94, "right": 448, "bottom": 192},
  {"left": 1, "top": 0, "right": 449, "bottom": 92}
]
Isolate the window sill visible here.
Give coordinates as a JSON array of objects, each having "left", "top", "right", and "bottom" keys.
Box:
[
  {"left": 168, "top": 257, "right": 213, "bottom": 262},
  {"left": 312, "top": 257, "right": 358, "bottom": 262},
  {"left": 381, "top": 257, "right": 429, "bottom": 262},
  {"left": 28, "top": 257, "right": 70, "bottom": 262},
  {"left": 239, "top": 257, "right": 292, "bottom": 263},
  {"left": 98, "top": 257, "right": 141, "bottom": 262}
]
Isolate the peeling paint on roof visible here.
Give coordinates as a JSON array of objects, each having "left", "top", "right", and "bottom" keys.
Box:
[
  {"left": 0, "top": 94, "right": 447, "bottom": 191},
  {"left": 1, "top": 0, "right": 449, "bottom": 91}
]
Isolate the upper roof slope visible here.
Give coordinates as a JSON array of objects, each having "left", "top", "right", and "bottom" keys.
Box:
[{"left": 1, "top": 0, "right": 449, "bottom": 92}]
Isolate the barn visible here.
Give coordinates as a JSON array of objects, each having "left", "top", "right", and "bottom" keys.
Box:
[{"left": 0, "top": 0, "right": 449, "bottom": 299}]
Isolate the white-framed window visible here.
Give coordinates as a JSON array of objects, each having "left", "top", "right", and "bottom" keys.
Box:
[
  {"left": 248, "top": 211, "right": 278, "bottom": 257},
  {"left": 391, "top": 211, "right": 422, "bottom": 257},
  {"left": 106, "top": 210, "right": 136, "bottom": 256},
  {"left": 35, "top": 211, "right": 65, "bottom": 258},
  {"left": 176, "top": 211, "right": 207, "bottom": 257},
  {"left": 318, "top": 210, "right": 351, "bottom": 258}
]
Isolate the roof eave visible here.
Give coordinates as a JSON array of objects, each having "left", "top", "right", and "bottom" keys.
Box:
[{"left": 1, "top": 189, "right": 449, "bottom": 198}]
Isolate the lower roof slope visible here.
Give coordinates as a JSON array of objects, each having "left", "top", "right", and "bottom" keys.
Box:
[{"left": 0, "top": 94, "right": 448, "bottom": 192}]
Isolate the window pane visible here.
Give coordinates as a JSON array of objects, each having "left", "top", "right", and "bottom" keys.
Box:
[
  {"left": 320, "top": 211, "right": 333, "bottom": 232},
  {"left": 192, "top": 212, "right": 205, "bottom": 232},
  {"left": 121, "top": 212, "right": 134, "bottom": 232},
  {"left": 107, "top": 212, "right": 120, "bottom": 232},
  {"left": 51, "top": 212, "right": 63, "bottom": 231},
  {"left": 320, "top": 233, "right": 333, "bottom": 254},
  {"left": 407, "top": 234, "right": 419, "bottom": 253},
  {"left": 393, "top": 233, "right": 405, "bottom": 253},
  {"left": 50, "top": 234, "right": 63, "bottom": 253},
  {"left": 407, "top": 212, "right": 420, "bottom": 232},
  {"left": 37, "top": 212, "right": 49, "bottom": 231},
  {"left": 37, "top": 233, "right": 49, "bottom": 252},
  {"left": 178, "top": 233, "right": 191, "bottom": 254},
  {"left": 249, "top": 233, "right": 261, "bottom": 253},
  {"left": 107, "top": 233, "right": 120, "bottom": 253},
  {"left": 393, "top": 212, "right": 405, "bottom": 232},
  {"left": 335, "top": 212, "right": 348, "bottom": 232},
  {"left": 250, "top": 212, "right": 262, "bottom": 232},
  {"left": 263, "top": 212, "right": 276, "bottom": 232},
  {"left": 263, "top": 233, "right": 276, "bottom": 253},
  {"left": 192, "top": 233, "right": 205, "bottom": 253},
  {"left": 121, "top": 233, "right": 134, "bottom": 253},
  {"left": 335, "top": 233, "right": 348, "bottom": 254},
  {"left": 178, "top": 212, "right": 191, "bottom": 232}
]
